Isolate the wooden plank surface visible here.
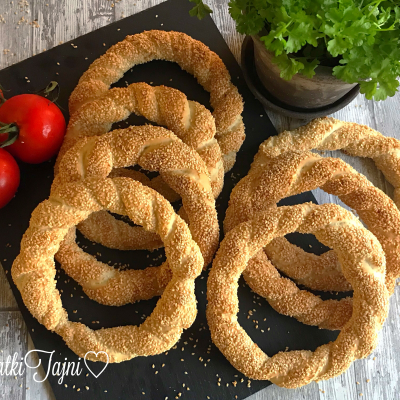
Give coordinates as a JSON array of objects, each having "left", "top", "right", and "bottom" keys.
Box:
[{"left": 0, "top": 1, "right": 399, "bottom": 399}]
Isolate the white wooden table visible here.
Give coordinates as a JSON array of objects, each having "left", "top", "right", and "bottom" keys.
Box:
[{"left": 0, "top": 1, "right": 399, "bottom": 399}]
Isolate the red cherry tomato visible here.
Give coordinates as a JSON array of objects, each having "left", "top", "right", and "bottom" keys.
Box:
[
  {"left": 0, "top": 94, "right": 66, "bottom": 164},
  {"left": 0, "top": 148, "right": 20, "bottom": 208}
]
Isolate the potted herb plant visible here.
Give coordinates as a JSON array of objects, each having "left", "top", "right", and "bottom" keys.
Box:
[{"left": 191, "top": 0, "right": 400, "bottom": 109}]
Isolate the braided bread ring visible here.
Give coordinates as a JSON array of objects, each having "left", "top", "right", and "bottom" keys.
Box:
[
  {"left": 53, "top": 125, "right": 219, "bottom": 306},
  {"left": 68, "top": 30, "right": 245, "bottom": 172},
  {"left": 250, "top": 117, "right": 400, "bottom": 293},
  {"left": 56, "top": 82, "right": 224, "bottom": 197},
  {"left": 12, "top": 177, "right": 204, "bottom": 362},
  {"left": 253, "top": 117, "right": 400, "bottom": 206},
  {"left": 225, "top": 151, "right": 400, "bottom": 295},
  {"left": 78, "top": 168, "right": 171, "bottom": 250},
  {"left": 207, "top": 203, "right": 389, "bottom": 387},
  {"left": 76, "top": 168, "right": 163, "bottom": 251},
  {"left": 58, "top": 82, "right": 223, "bottom": 251}
]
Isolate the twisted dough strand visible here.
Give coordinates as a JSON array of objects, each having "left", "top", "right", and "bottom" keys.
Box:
[
  {"left": 12, "top": 177, "right": 204, "bottom": 362},
  {"left": 77, "top": 169, "right": 169, "bottom": 251},
  {"left": 253, "top": 117, "right": 400, "bottom": 206},
  {"left": 57, "top": 82, "right": 224, "bottom": 197},
  {"left": 248, "top": 117, "right": 400, "bottom": 295},
  {"left": 262, "top": 236, "right": 347, "bottom": 291},
  {"left": 208, "top": 203, "right": 389, "bottom": 387},
  {"left": 59, "top": 82, "right": 224, "bottom": 251},
  {"left": 224, "top": 151, "right": 400, "bottom": 329},
  {"left": 226, "top": 151, "right": 400, "bottom": 293},
  {"left": 243, "top": 251, "right": 353, "bottom": 330},
  {"left": 68, "top": 30, "right": 245, "bottom": 171},
  {"left": 53, "top": 125, "right": 219, "bottom": 305}
]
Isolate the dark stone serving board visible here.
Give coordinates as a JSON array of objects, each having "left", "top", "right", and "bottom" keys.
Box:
[{"left": 0, "top": 0, "right": 343, "bottom": 399}]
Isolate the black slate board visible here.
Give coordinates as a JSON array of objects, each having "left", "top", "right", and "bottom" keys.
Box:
[{"left": 0, "top": 1, "right": 342, "bottom": 399}]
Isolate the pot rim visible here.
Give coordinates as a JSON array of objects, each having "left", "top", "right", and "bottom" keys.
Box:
[
  {"left": 251, "top": 33, "right": 344, "bottom": 80},
  {"left": 241, "top": 36, "right": 360, "bottom": 119}
]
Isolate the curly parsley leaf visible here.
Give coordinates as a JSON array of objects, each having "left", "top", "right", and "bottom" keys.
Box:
[
  {"left": 189, "top": 0, "right": 212, "bottom": 20},
  {"left": 359, "top": 80, "right": 378, "bottom": 99},
  {"left": 299, "top": 58, "right": 320, "bottom": 79},
  {"left": 272, "top": 54, "right": 304, "bottom": 80}
]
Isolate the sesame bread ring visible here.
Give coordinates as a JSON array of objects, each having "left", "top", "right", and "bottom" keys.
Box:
[
  {"left": 12, "top": 177, "right": 204, "bottom": 362},
  {"left": 225, "top": 151, "right": 400, "bottom": 295},
  {"left": 58, "top": 82, "right": 223, "bottom": 251},
  {"left": 77, "top": 168, "right": 166, "bottom": 251},
  {"left": 67, "top": 30, "right": 245, "bottom": 172},
  {"left": 56, "top": 82, "right": 224, "bottom": 198},
  {"left": 253, "top": 117, "right": 400, "bottom": 207},
  {"left": 207, "top": 203, "right": 389, "bottom": 387},
  {"left": 249, "top": 117, "right": 400, "bottom": 293},
  {"left": 52, "top": 125, "right": 219, "bottom": 306}
]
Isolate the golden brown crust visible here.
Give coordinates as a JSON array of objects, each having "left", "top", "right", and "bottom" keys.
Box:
[
  {"left": 253, "top": 117, "right": 400, "bottom": 206},
  {"left": 12, "top": 177, "right": 204, "bottom": 361},
  {"left": 68, "top": 30, "right": 245, "bottom": 172},
  {"left": 59, "top": 81, "right": 224, "bottom": 251},
  {"left": 226, "top": 151, "right": 400, "bottom": 293},
  {"left": 78, "top": 169, "right": 165, "bottom": 251},
  {"left": 57, "top": 82, "right": 224, "bottom": 197},
  {"left": 263, "top": 236, "right": 349, "bottom": 292},
  {"left": 207, "top": 203, "right": 389, "bottom": 387},
  {"left": 52, "top": 125, "right": 219, "bottom": 305},
  {"left": 243, "top": 251, "right": 353, "bottom": 330},
  {"left": 248, "top": 117, "right": 400, "bottom": 294}
]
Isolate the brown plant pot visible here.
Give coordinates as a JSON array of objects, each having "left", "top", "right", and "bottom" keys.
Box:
[{"left": 252, "top": 34, "right": 358, "bottom": 109}]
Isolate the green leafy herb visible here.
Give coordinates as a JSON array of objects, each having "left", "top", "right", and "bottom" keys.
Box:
[
  {"left": 189, "top": 0, "right": 212, "bottom": 20},
  {"left": 228, "top": 0, "right": 400, "bottom": 101}
]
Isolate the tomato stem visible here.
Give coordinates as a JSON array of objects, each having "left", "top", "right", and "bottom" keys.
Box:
[
  {"left": 39, "top": 81, "right": 60, "bottom": 103},
  {"left": 0, "top": 84, "right": 6, "bottom": 105},
  {"left": 0, "top": 122, "right": 19, "bottom": 148}
]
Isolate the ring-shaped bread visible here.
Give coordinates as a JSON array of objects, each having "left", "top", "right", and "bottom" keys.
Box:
[
  {"left": 12, "top": 177, "right": 204, "bottom": 362},
  {"left": 68, "top": 30, "right": 245, "bottom": 172},
  {"left": 253, "top": 118, "right": 400, "bottom": 208},
  {"left": 249, "top": 117, "right": 400, "bottom": 294},
  {"left": 58, "top": 82, "right": 223, "bottom": 251},
  {"left": 225, "top": 151, "right": 400, "bottom": 295},
  {"left": 56, "top": 82, "right": 224, "bottom": 197},
  {"left": 52, "top": 125, "right": 219, "bottom": 306},
  {"left": 207, "top": 203, "right": 389, "bottom": 387}
]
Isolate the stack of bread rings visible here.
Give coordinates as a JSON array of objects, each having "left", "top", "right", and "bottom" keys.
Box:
[
  {"left": 12, "top": 30, "right": 245, "bottom": 362},
  {"left": 10, "top": 29, "right": 398, "bottom": 390},
  {"left": 209, "top": 117, "right": 398, "bottom": 386}
]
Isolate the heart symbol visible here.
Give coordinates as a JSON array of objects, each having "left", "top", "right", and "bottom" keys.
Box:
[{"left": 84, "top": 351, "right": 109, "bottom": 378}]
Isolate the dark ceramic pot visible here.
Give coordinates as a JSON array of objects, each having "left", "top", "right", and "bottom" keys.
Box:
[{"left": 252, "top": 34, "right": 358, "bottom": 109}]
